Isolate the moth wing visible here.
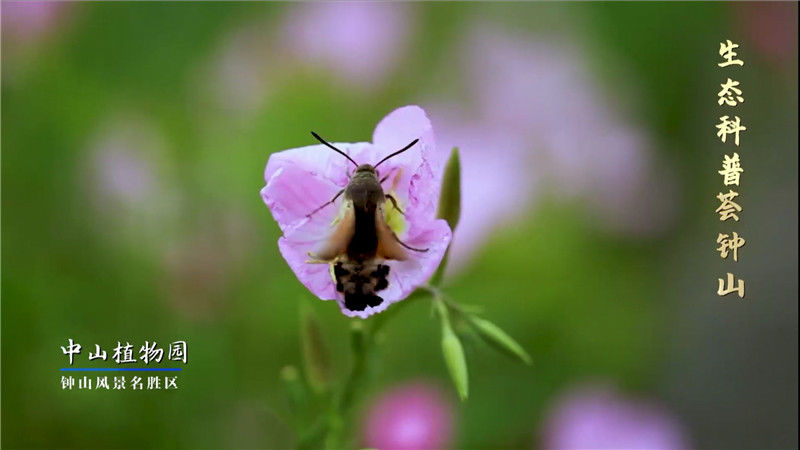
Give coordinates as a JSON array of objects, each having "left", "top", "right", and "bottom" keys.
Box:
[
  {"left": 375, "top": 203, "right": 408, "bottom": 261},
  {"left": 313, "top": 199, "right": 355, "bottom": 261}
]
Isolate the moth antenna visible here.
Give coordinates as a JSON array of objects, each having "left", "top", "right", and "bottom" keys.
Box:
[
  {"left": 311, "top": 131, "right": 359, "bottom": 168},
  {"left": 374, "top": 138, "right": 420, "bottom": 169}
]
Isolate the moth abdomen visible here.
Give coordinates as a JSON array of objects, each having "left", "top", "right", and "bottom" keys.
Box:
[
  {"left": 334, "top": 260, "right": 391, "bottom": 312},
  {"left": 346, "top": 203, "right": 379, "bottom": 260},
  {"left": 344, "top": 292, "right": 383, "bottom": 312}
]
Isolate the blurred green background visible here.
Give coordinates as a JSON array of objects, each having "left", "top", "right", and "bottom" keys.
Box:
[{"left": 2, "top": 2, "right": 797, "bottom": 449}]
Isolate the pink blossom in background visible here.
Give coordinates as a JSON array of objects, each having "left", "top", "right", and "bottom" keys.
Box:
[
  {"left": 261, "top": 106, "right": 451, "bottom": 318},
  {"left": 577, "top": 122, "right": 679, "bottom": 237},
  {"left": 540, "top": 384, "right": 690, "bottom": 450},
  {"left": 1, "top": 1, "right": 69, "bottom": 44},
  {"left": 1, "top": 1, "right": 73, "bottom": 85},
  {"left": 84, "top": 117, "right": 183, "bottom": 248},
  {"left": 423, "top": 27, "right": 679, "bottom": 275},
  {"left": 459, "top": 26, "right": 679, "bottom": 237},
  {"left": 280, "top": 2, "right": 412, "bottom": 89},
  {"left": 430, "top": 106, "right": 539, "bottom": 273},
  {"left": 93, "top": 143, "right": 157, "bottom": 206},
  {"left": 466, "top": 28, "right": 608, "bottom": 142},
  {"left": 362, "top": 381, "right": 454, "bottom": 450},
  {"left": 201, "top": 23, "right": 275, "bottom": 115},
  {"left": 734, "top": 2, "right": 798, "bottom": 67},
  {"left": 87, "top": 120, "right": 162, "bottom": 206},
  {"left": 201, "top": 3, "right": 412, "bottom": 115}
]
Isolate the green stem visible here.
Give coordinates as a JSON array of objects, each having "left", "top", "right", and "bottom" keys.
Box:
[
  {"left": 320, "top": 291, "right": 426, "bottom": 449},
  {"left": 419, "top": 284, "right": 472, "bottom": 317}
]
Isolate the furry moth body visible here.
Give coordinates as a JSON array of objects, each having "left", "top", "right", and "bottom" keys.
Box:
[{"left": 307, "top": 133, "right": 426, "bottom": 312}]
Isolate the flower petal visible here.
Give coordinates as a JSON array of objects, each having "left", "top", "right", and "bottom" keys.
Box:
[
  {"left": 278, "top": 225, "right": 339, "bottom": 301},
  {"left": 261, "top": 165, "right": 339, "bottom": 234},
  {"left": 372, "top": 106, "right": 443, "bottom": 220},
  {"left": 373, "top": 106, "right": 434, "bottom": 155},
  {"left": 385, "top": 219, "right": 452, "bottom": 303},
  {"left": 262, "top": 142, "right": 377, "bottom": 232},
  {"left": 265, "top": 142, "right": 367, "bottom": 187},
  {"left": 373, "top": 105, "right": 441, "bottom": 171}
]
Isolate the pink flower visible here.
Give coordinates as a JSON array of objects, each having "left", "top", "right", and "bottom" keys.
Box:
[
  {"left": 202, "top": 23, "right": 274, "bottom": 115},
  {"left": 734, "top": 2, "right": 798, "bottom": 68},
  {"left": 540, "top": 384, "right": 689, "bottom": 450},
  {"left": 459, "top": 26, "right": 679, "bottom": 238},
  {"left": 1, "top": 1, "right": 69, "bottom": 44},
  {"left": 82, "top": 116, "right": 184, "bottom": 253},
  {"left": 280, "top": 2, "right": 411, "bottom": 89},
  {"left": 85, "top": 118, "right": 166, "bottom": 207},
  {"left": 93, "top": 140, "right": 156, "bottom": 205},
  {"left": 430, "top": 108, "right": 539, "bottom": 274},
  {"left": 260, "top": 106, "right": 451, "bottom": 318},
  {"left": 361, "top": 381, "right": 454, "bottom": 450}
]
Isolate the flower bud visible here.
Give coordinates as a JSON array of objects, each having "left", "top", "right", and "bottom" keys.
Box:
[{"left": 470, "top": 316, "right": 532, "bottom": 365}]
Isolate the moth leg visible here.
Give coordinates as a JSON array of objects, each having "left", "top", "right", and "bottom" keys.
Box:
[
  {"left": 393, "top": 234, "right": 428, "bottom": 253},
  {"left": 379, "top": 166, "right": 399, "bottom": 185},
  {"left": 385, "top": 194, "right": 405, "bottom": 216},
  {"left": 306, "top": 189, "right": 344, "bottom": 218},
  {"left": 305, "top": 252, "right": 333, "bottom": 264}
]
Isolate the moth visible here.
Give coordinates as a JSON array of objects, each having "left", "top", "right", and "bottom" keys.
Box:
[{"left": 306, "top": 132, "right": 428, "bottom": 313}]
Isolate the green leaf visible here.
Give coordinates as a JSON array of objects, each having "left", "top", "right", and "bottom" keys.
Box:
[
  {"left": 437, "top": 301, "right": 469, "bottom": 400},
  {"left": 469, "top": 316, "right": 532, "bottom": 365},
  {"left": 300, "top": 304, "right": 331, "bottom": 393},
  {"left": 437, "top": 147, "right": 461, "bottom": 231},
  {"left": 431, "top": 147, "right": 461, "bottom": 286}
]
